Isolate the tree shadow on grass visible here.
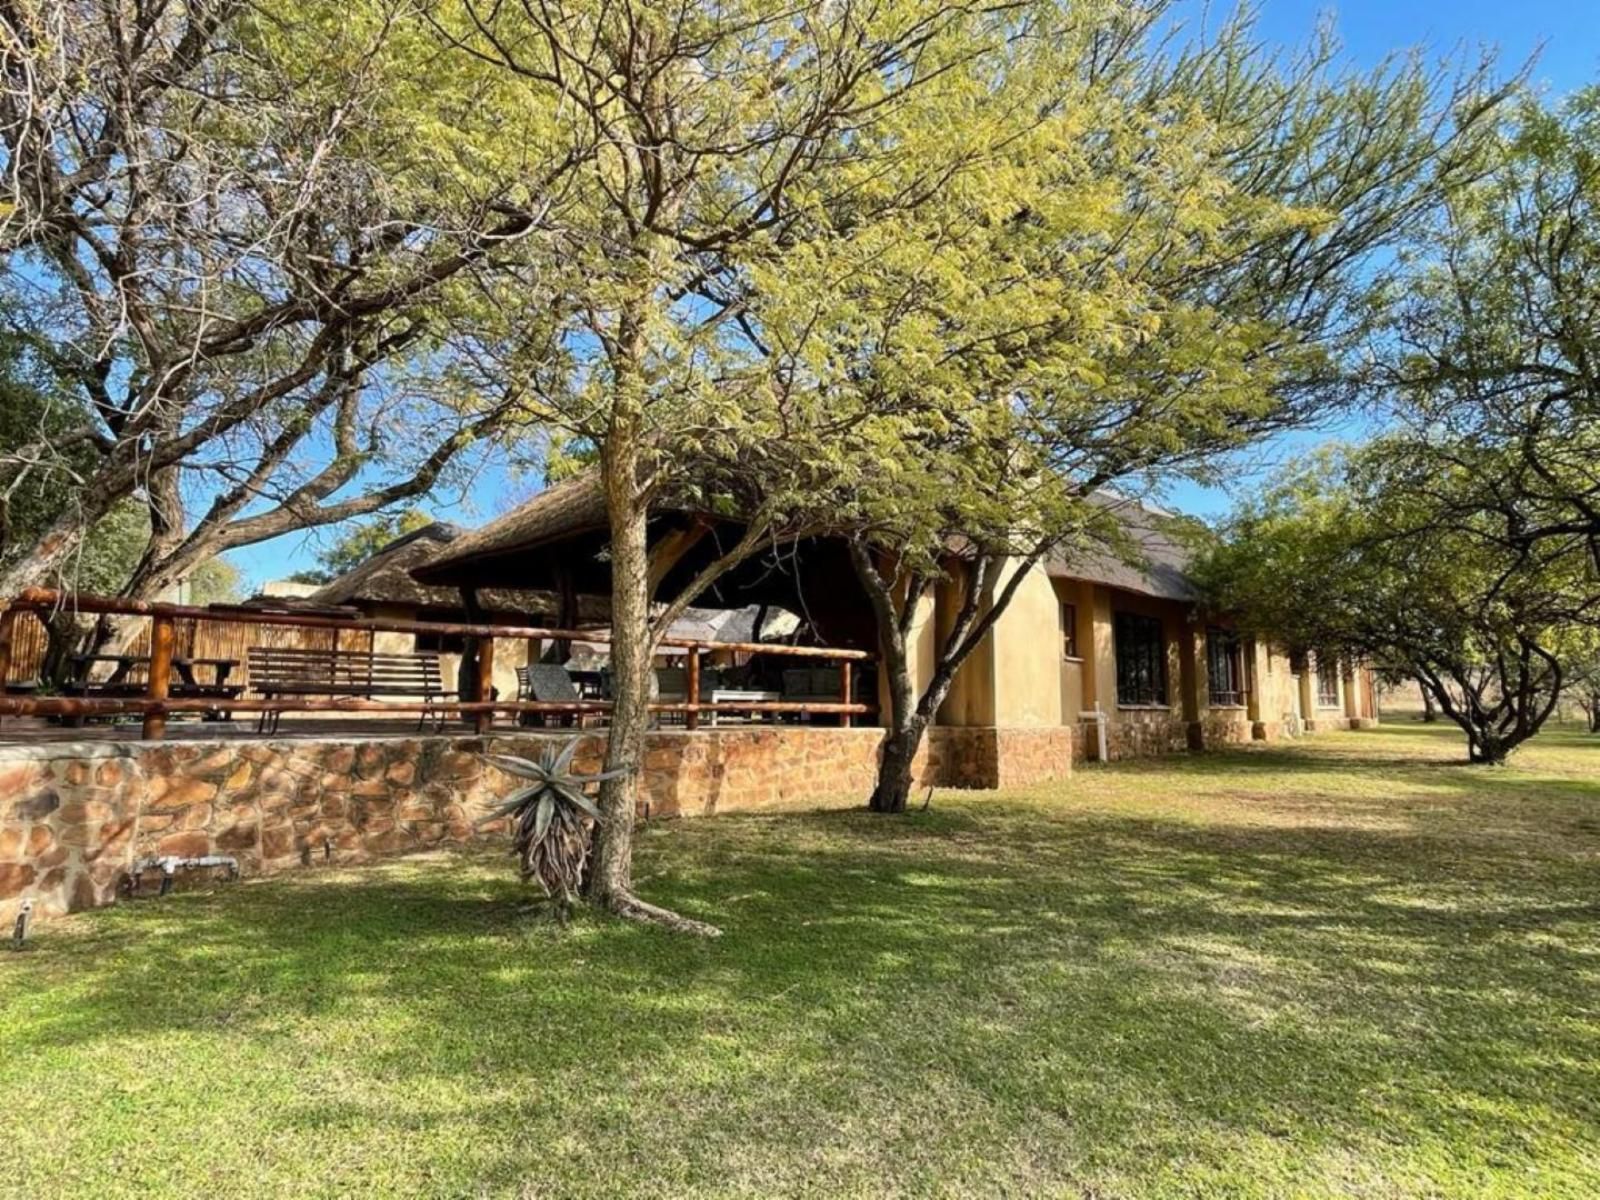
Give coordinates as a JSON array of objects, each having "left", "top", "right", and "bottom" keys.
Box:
[{"left": 4, "top": 777, "right": 1598, "bottom": 1195}]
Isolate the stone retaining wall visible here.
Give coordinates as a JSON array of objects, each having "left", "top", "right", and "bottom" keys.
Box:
[{"left": 0, "top": 723, "right": 1074, "bottom": 919}]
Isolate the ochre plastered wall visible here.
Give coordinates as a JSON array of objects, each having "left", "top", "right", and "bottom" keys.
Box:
[{"left": 902, "top": 557, "right": 1378, "bottom": 759}]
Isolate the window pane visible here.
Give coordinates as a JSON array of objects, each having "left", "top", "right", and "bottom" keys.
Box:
[
  {"left": 1206, "top": 628, "right": 1244, "bottom": 705},
  {"left": 1318, "top": 661, "right": 1340, "bottom": 706},
  {"left": 1114, "top": 612, "right": 1166, "bottom": 706},
  {"left": 1061, "top": 603, "right": 1078, "bottom": 659}
]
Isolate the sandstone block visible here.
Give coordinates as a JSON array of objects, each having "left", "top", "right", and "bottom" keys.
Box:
[
  {"left": 94, "top": 819, "right": 136, "bottom": 858},
  {"left": 0, "top": 862, "right": 37, "bottom": 898},
  {"left": 156, "top": 831, "right": 212, "bottom": 859},
  {"left": 9, "top": 787, "right": 59, "bottom": 821},
  {"left": 165, "top": 778, "right": 218, "bottom": 807},
  {"left": 34, "top": 842, "right": 68, "bottom": 870},
  {"left": 260, "top": 825, "right": 294, "bottom": 861},
  {"left": 0, "top": 763, "right": 42, "bottom": 796},
  {"left": 57, "top": 798, "right": 114, "bottom": 826},
  {"left": 193, "top": 748, "right": 236, "bottom": 776},
  {"left": 215, "top": 822, "right": 259, "bottom": 853},
  {"left": 178, "top": 802, "right": 214, "bottom": 831},
  {"left": 363, "top": 829, "right": 413, "bottom": 855}
]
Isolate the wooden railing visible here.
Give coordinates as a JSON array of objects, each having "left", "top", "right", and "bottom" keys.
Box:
[{"left": 0, "top": 588, "right": 875, "bottom": 740}]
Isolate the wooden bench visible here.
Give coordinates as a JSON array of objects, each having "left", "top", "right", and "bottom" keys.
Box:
[{"left": 248, "top": 647, "right": 455, "bottom": 733}]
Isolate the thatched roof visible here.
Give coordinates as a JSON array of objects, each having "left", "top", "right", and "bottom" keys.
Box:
[
  {"left": 311, "top": 522, "right": 609, "bottom": 622},
  {"left": 412, "top": 474, "right": 608, "bottom": 586},
  {"left": 1044, "top": 497, "right": 1200, "bottom": 603},
  {"left": 413, "top": 471, "right": 1202, "bottom": 606}
]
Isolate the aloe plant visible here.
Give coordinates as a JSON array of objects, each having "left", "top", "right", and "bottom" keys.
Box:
[{"left": 481, "top": 740, "right": 622, "bottom": 908}]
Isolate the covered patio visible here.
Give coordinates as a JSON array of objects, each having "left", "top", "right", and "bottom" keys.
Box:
[{"left": 0, "top": 583, "right": 875, "bottom": 743}]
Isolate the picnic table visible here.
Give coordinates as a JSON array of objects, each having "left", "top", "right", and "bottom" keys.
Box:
[
  {"left": 68, "top": 653, "right": 241, "bottom": 689},
  {"left": 63, "top": 653, "right": 243, "bottom": 723}
]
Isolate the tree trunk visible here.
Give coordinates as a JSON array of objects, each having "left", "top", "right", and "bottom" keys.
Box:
[
  {"left": 40, "top": 611, "right": 92, "bottom": 687},
  {"left": 580, "top": 298, "right": 719, "bottom": 937},
  {"left": 1419, "top": 679, "right": 1438, "bottom": 723},
  {"left": 870, "top": 717, "right": 928, "bottom": 813},
  {"left": 0, "top": 508, "right": 98, "bottom": 598},
  {"left": 1468, "top": 732, "right": 1511, "bottom": 765},
  {"left": 850, "top": 543, "right": 1048, "bottom": 815},
  {"left": 585, "top": 425, "right": 650, "bottom": 909}
]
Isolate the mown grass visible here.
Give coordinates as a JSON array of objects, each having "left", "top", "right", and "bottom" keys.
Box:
[{"left": 2, "top": 723, "right": 1597, "bottom": 1198}]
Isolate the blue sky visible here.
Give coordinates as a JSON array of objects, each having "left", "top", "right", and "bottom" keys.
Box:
[{"left": 230, "top": 0, "right": 1599, "bottom": 589}]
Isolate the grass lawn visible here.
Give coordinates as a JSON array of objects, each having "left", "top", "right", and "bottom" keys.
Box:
[{"left": 3, "top": 723, "right": 1598, "bottom": 1198}]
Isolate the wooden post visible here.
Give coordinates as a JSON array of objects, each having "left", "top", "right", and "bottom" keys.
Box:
[
  {"left": 143, "top": 615, "right": 175, "bottom": 741},
  {"left": 552, "top": 566, "right": 576, "bottom": 664},
  {"left": 0, "top": 608, "right": 15, "bottom": 726},
  {"left": 686, "top": 648, "right": 700, "bottom": 731},
  {"left": 474, "top": 636, "right": 495, "bottom": 734},
  {"left": 839, "top": 659, "right": 853, "bottom": 728},
  {"left": 0, "top": 608, "right": 15, "bottom": 693}
]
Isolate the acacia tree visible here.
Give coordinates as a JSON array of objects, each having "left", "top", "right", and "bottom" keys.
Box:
[
  {"left": 431, "top": 0, "right": 1117, "bottom": 930},
  {"left": 0, "top": 1, "right": 564, "bottom": 612},
  {"left": 1373, "top": 88, "right": 1600, "bottom": 565},
  {"left": 750, "top": 13, "right": 1512, "bottom": 810},
  {"left": 1572, "top": 658, "right": 1600, "bottom": 734},
  {"left": 1198, "top": 447, "right": 1600, "bottom": 764}
]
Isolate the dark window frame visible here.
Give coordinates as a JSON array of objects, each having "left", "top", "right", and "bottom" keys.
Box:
[
  {"left": 1317, "top": 662, "right": 1341, "bottom": 707},
  {"left": 413, "top": 607, "right": 470, "bottom": 655},
  {"left": 1206, "top": 628, "right": 1246, "bottom": 707},
  {"left": 414, "top": 629, "right": 469, "bottom": 655},
  {"left": 1114, "top": 611, "right": 1167, "bottom": 706},
  {"left": 1061, "top": 602, "right": 1079, "bottom": 659}
]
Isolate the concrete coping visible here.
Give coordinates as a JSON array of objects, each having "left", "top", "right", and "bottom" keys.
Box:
[{"left": 0, "top": 724, "right": 895, "bottom": 764}]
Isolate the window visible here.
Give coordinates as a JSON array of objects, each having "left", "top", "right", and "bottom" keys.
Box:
[
  {"left": 1114, "top": 612, "right": 1166, "bottom": 706},
  {"left": 1206, "top": 628, "right": 1246, "bottom": 706},
  {"left": 415, "top": 630, "right": 468, "bottom": 654},
  {"left": 414, "top": 610, "right": 469, "bottom": 655},
  {"left": 1317, "top": 661, "right": 1341, "bottom": 707},
  {"left": 1061, "top": 602, "right": 1079, "bottom": 659}
]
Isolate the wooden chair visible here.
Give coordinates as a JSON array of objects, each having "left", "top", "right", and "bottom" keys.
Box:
[{"left": 517, "top": 663, "right": 583, "bottom": 727}]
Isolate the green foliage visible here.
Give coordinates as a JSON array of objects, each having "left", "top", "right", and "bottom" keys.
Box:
[
  {"left": 742, "top": 10, "right": 1512, "bottom": 573},
  {"left": 286, "top": 509, "right": 433, "bottom": 586},
  {"left": 0, "top": 1, "right": 555, "bottom": 597},
  {"left": 1203, "top": 87, "right": 1600, "bottom": 764},
  {"left": 1198, "top": 440, "right": 1600, "bottom": 762},
  {"left": 1373, "top": 87, "right": 1600, "bottom": 559},
  {"left": 186, "top": 558, "right": 244, "bottom": 606},
  {"left": 0, "top": 342, "right": 100, "bottom": 577}
]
